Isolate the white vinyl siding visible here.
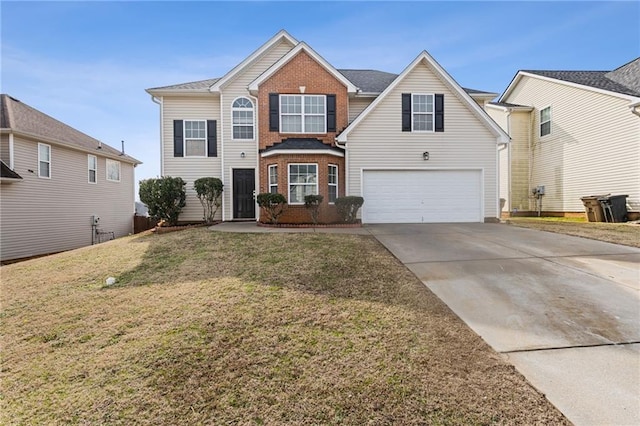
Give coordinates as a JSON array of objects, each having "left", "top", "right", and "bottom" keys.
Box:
[
  {"left": 162, "top": 96, "right": 222, "bottom": 221},
  {"left": 346, "top": 60, "right": 498, "bottom": 220},
  {"left": 348, "top": 98, "right": 374, "bottom": 123},
  {"left": 221, "top": 38, "right": 295, "bottom": 221},
  {"left": 1, "top": 136, "right": 135, "bottom": 261},
  {"left": 88, "top": 154, "right": 97, "bottom": 184},
  {"left": 38, "top": 143, "right": 51, "bottom": 178},
  {"left": 106, "top": 159, "right": 121, "bottom": 182},
  {"left": 504, "top": 75, "right": 640, "bottom": 212}
]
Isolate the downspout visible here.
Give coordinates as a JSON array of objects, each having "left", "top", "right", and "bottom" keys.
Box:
[
  {"left": 249, "top": 94, "right": 259, "bottom": 221},
  {"left": 151, "top": 96, "right": 164, "bottom": 174},
  {"left": 528, "top": 109, "right": 534, "bottom": 211},
  {"left": 9, "top": 132, "right": 14, "bottom": 169},
  {"left": 220, "top": 93, "right": 225, "bottom": 221}
]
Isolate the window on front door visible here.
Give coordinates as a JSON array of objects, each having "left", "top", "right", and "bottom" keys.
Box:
[
  {"left": 288, "top": 163, "right": 318, "bottom": 204},
  {"left": 280, "top": 95, "right": 326, "bottom": 133}
]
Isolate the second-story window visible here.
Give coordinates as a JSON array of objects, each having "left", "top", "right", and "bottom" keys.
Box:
[
  {"left": 38, "top": 143, "right": 51, "bottom": 178},
  {"left": 88, "top": 154, "right": 97, "bottom": 183},
  {"left": 184, "top": 120, "right": 207, "bottom": 157},
  {"left": 540, "top": 106, "right": 551, "bottom": 137},
  {"left": 280, "top": 95, "right": 326, "bottom": 134},
  {"left": 232, "top": 97, "right": 254, "bottom": 140}
]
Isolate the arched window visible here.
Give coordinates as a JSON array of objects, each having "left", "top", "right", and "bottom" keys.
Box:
[{"left": 232, "top": 97, "right": 254, "bottom": 140}]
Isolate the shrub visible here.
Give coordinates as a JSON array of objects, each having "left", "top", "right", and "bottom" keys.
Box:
[
  {"left": 335, "top": 196, "right": 364, "bottom": 223},
  {"left": 194, "top": 177, "right": 223, "bottom": 224},
  {"left": 257, "top": 193, "right": 287, "bottom": 224},
  {"left": 304, "top": 194, "right": 324, "bottom": 225},
  {"left": 139, "top": 176, "right": 186, "bottom": 226}
]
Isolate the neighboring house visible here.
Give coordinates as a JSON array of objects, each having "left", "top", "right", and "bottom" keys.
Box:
[
  {"left": 146, "top": 30, "right": 508, "bottom": 224},
  {"left": 0, "top": 94, "right": 141, "bottom": 262},
  {"left": 486, "top": 59, "right": 640, "bottom": 216}
]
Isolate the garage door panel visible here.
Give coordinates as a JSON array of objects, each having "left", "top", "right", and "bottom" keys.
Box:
[{"left": 362, "top": 170, "right": 482, "bottom": 223}]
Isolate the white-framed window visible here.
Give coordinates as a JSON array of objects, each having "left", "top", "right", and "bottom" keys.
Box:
[
  {"left": 540, "top": 106, "right": 551, "bottom": 137},
  {"left": 268, "top": 164, "right": 278, "bottom": 194},
  {"left": 288, "top": 163, "right": 318, "bottom": 204},
  {"left": 106, "top": 159, "right": 121, "bottom": 182},
  {"left": 232, "top": 97, "right": 254, "bottom": 140},
  {"left": 38, "top": 143, "right": 51, "bottom": 179},
  {"left": 280, "top": 95, "right": 326, "bottom": 134},
  {"left": 184, "top": 120, "right": 207, "bottom": 157},
  {"left": 412, "top": 93, "right": 434, "bottom": 132},
  {"left": 328, "top": 164, "right": 338, "bottom": 203},
  {"left": 88, "top": 154, "right": 97, "bottom": 184}
]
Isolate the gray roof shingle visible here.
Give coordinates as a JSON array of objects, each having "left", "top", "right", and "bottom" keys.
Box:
[
  {"left": 147, "top": 78, "right": 220, "bottom": 91},
  {"left": 1, "top": 94, "right": 141, "bottom": 164},
  {"left": 605, "top": 58, "right": 640, "bottom": 94},
  {"left": 489, "top": 101, "right": 531, "bottom": 108},
  {"left": 523, "top": 63, "right": 640, "bottom": 97},
  {"left": 1, "top": 160, "right": 22, "bottom": 180},
  {"left": 261, "top": 138, "right": 343, "bottom": 154}
]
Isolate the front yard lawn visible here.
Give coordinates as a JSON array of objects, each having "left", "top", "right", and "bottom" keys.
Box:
[
  {"left": 507, "top": 217, "right": 640, "bottom": 248},
  {"left": 1, "top": 229, "right": 568, "bottom": 424}
]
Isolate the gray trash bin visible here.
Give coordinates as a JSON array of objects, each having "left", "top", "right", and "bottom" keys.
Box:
[{"left": 598, "top": 195, "right": 628, "bottom": 223}]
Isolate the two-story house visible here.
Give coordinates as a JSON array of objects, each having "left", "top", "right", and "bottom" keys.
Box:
[
  {"left": 486, "top": 59, "right": 640, "bottom": 216},
  {"left": 146, "top": 30, "right": 508, "bottom": 224},
  {"left": 0, "top": 94, "right": 141, "bottom": 262}
]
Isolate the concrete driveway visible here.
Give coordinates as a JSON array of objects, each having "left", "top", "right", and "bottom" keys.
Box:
[{"left": 369, "top": 223, "right": 640, "bottom": 426}]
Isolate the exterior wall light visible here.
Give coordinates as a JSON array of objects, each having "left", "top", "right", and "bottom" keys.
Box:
[
  {"left": 423, "top": 151, "right": 429, "bottom": 160},
  {"left": 240, "top": 152, "right": 246, "bottom": 159}
]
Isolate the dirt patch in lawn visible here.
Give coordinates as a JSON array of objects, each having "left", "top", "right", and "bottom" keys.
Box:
[
  {"left": 507, "top": 217, "right": 640, "bottom": 248},
  {"left": 1, "top": 229, "right": 568, "bottom": 425}
]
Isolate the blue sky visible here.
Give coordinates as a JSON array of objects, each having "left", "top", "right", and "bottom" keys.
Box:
[{"left": 2, "top": 1, "right": 638, "bottom": 197}]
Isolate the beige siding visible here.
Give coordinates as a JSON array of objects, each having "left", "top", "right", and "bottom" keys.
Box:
[
  {"left": 220, "top": 38, "right": 294, "bottom": 220},
  {"left": 346, "top": 60, "right": 499, "bottom": 219},
  {"left": 0, "top": 134, "right": 9, "bottom": 164},
  {"left": 505, "top": 76, "right": 640, "bottom": 212},
  {"left": 509, "top": 111, "right": 533, "bottom": 211},
  {"left": 162, "top": 96, "right": 222, "bottom": 222},
  {"left": 1, "top": 136, "right": 135, "bottom": 261},
  {"left": 348, "top": 98, "right": 374, "bottom": 123},
  {"left": 487, "top": 108, "right": 511, "bottom": 212}
]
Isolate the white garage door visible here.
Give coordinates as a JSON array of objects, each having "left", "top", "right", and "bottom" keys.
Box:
[{"left": 362, "top": 170, "right": 482, "bottom": 223}]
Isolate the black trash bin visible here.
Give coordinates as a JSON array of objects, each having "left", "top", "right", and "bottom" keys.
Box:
[{"left": 598, "top": 195, "right": 629, "bottom": 223}]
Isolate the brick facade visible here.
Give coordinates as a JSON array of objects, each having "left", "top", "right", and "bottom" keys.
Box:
[{"left": 256, "top": 50, "right": 349, "bottom": 224}]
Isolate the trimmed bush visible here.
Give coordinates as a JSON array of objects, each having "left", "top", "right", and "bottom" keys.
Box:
[
  {"left": 194, "top": 177, "right": 223, "bottom": 224},
  {"left": 257, "top": 193, "right": 287, "bottom": 224},
  {"left": 335, "top": 196, "right": 364, "bottom": 223},
  {"left": 304, "top": 194, "right": 324, "bottom": 225},
  {"left": 139, "top": 176, "right": 187, "bottom": 226}
]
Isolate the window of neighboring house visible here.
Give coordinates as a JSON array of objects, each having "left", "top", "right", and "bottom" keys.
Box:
[
  {"left": 38, "top": 143, "right": 51, "bottom": 178},
  {"left": 540, "top": 106, "right": 551, "bottom": 137},
  {"left": 88, "top": 154, "right": 97, "bottom": 184},
  {"left": 412, "top": 94, "right": 434, "bottom": 131},
  {"left": 288, "top": 163, "right": 318, "bottom": 204},
  {"left": 268, "top": 165, "right": 278, "bottom": 194},
  {"left": 232, "top": 97, "right": 254, "bottom": 140},
  {"left": 184, "top": 120, "right": 207, "bottom": 156},
  {"left": 280, "top": 95, "right": 326, "bottom": 133},
  {"left": 106, "top": 159, "right": 121, "bottom": 182},
  {"left": 328, "top": 164, "right": 338, "bottom": 203}
]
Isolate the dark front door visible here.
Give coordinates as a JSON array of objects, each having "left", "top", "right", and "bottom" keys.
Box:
[{"left": 233, "top": 169, "right": 255, "bottom": 219}]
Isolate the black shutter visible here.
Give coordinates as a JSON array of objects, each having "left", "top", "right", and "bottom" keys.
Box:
[
  {"left": 173, "top": 120, "right": 184, "bottom": 157},
  {"left": 326, "top": 94, "right": 336, "bottom": 132},
  {"left": 435, "top": 94, "right": 444, "bottom": 132},
  {"left": 207, "top": 120, "right": 217, "bottom": 157},
  {"left": 269, "top": 93, "right": 279, "bottom": 132},
  {"left": 401, "top": 93, "right": 411, "bottom": 132}
]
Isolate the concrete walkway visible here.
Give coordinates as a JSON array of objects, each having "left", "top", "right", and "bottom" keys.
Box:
[{"left": 211, "top": 221, "right": 640, "bottom": 425}]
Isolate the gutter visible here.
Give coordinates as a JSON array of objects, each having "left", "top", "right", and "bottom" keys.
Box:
[
  {"left": 629, "top": 100, "right": 640, "bottom": 117},
  {"left": 334, "top": 137, "right": 348, "bottom": 196},
  {"left": 151, "top": 95, "right": 164, "bottom": 175}
]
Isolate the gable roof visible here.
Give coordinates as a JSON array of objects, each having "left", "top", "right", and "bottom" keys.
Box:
[
  {"left": 337, "top": 51, "right": 509, "bottom": 144},
  {"left": 147, "top": 78, "right": 220, "bottom": 93},
  {"left": 338, "top": 70, "right": 398, "bottom": 94},
  {"left": 0, "top": 94, "right": 141, "bottom": 164},
  {"left": 248, "top": 42, "right": 357, "bottom": 94},
  {"left": 500, "top": 58, "right": 640, "bottom": 102},
  {"left": 210, "top": 30, "right": 298, "bottom": 93}
]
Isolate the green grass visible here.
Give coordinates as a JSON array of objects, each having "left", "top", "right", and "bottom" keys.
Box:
[{"left": 1, "top": 229, "right": 568, "bottom": 425}]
